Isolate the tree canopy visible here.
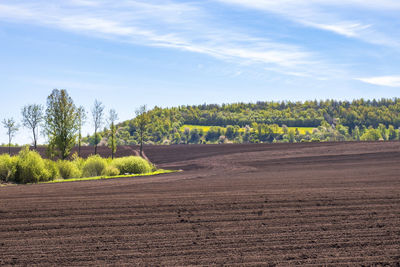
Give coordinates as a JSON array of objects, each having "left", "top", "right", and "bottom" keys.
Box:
[{"left": 44, "top": 89, "right": 79, "bottom": 159}]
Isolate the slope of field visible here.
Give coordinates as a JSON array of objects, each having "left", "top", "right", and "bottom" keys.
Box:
[{"left": 1, "top": 142, "right": 400, "bottom": 265}]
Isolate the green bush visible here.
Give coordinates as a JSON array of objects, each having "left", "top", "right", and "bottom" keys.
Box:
[
  {"left": 0, "top": 154, "right": 17, "bottom": 182},
  {"left": 112, "top": 156, "right": 152, "bottom": 174},
  {"left": 2, "top": 149, "right": 156, "bottom": 183},
  {"left": 44, "top": 159, "right": 60, "bottom": 180},
  {"left": 82, "top": 155, "right": 107, "bottom": 177},
  {"left": 360, "top": 128, "right": 382, "bottom": 141},
  {"left": 57, "top": 160, "right": 81, "bottom": 179},
  {"left": 103, "top": 165, "right": 120, "bottom": 176},
  {"left": 71, "top": 153, "right": 85, "bottom": 170},
  {"left": 15, "top": 147, "right": 49, "bottom": 183}
]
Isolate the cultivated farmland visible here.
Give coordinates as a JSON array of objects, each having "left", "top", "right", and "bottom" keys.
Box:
[{"left": 1, "top": 142, "right": 400, "bottom": 265}]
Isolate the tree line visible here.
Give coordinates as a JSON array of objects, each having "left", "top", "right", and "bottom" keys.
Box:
[
  {"left": 5, "top": 94, "right": 400, "bottom": 149},
  {"left": 111, "top": 98, "right": 400, "bottom": 145},
  {"left": 2, "top": 89, "right": 148, "bottom": 159}
]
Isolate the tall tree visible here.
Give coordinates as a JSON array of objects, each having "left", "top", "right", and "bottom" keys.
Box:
[
  {"left": 135, "top": 105, "right": 149, "bottom": 157},
  {"left": 21, "top": 104, "right": 43, "bottom": 149},
  {"left": 2, "top": 118, "right": 19, "bottom": 155},
  {"left": 77, "top": 106, "right": 87, "bottom": 157},
  {"left": 44, "top": 89, "right": 79, "bottom": 159},
  {"left": 92, "top": 99, "right": 104, "bottom": 155},
  {"left": 108, "top": 109, "right": 118, "bottom": 159}
]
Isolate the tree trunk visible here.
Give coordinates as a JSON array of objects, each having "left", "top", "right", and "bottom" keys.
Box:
[
  {"left": 111, "top": 123, "right": 114, "bottom": 159},
  {"left": 94, "top": 129, "right": 97, "bottom": 155},
  {"left": 33, "top": 129, "right": 37, "bottom": 149},
  {"left": 78, "top": 129, "right": 81, "bottom": 157},
  {"left": 140, "top": 130, "right": 143, "bottom": 157},
  {"left": 8, "top": 133, "right": 11, "bottom": 155}
]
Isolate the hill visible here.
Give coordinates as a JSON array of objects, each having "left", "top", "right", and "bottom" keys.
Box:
[{"left": 86, "top": 98, "right": 400, "bottom": 145}]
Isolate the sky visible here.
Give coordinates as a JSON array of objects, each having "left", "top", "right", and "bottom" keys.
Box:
[{"left": 0, "top": 0, "right": 400, "bottom": 145}]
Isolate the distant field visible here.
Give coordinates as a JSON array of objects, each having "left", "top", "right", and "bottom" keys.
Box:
[
  {"left": 278, "top": 127, "right": 315, "bottom": 135},
  {"left": 181, "top": 124, "right": 316, "bottom": 135}
]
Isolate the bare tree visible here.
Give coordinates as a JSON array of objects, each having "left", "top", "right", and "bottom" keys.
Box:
[
  {"left": 108, "top": 109, "right": 118, "bottom": 159},
  {"left": 2, "top": 118, "right": 19, "bottom": 155},
  {"left": 135, "top": 105, "right": 149, "bottom": 157},
  {"left": 92, "top": 99, "right": 104, "bottom": 155},
  {"left": 77, "top": 106, "right": 87, "bottom": 157},
  {"left": 21, "top": 104, "right": 43, "bottom": 149}
]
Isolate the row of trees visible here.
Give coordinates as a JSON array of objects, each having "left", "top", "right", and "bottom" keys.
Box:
[
  {"left": 165, "top": 123, "right": 400, "bottom": 145},
  {"left": 2, "top": 89, "right": 148, "bottom": 159},
  {"left": 7, "top": 95, "right": 400, "bottom": 150},
  {"left": 109, "top": 98, "right": 400, "bottom": 145}
]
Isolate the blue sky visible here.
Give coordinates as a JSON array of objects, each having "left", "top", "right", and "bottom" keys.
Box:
[{"left": 1, "top": 0, "right": 400, "bottom": 144}]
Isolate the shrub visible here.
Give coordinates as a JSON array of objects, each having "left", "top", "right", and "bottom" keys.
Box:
[
  {"left": 82, "top": 155, "right": 107, "bottom": 177},
  {"left": 15, "top": 147, "right": 49, "bottom": 183},
  {"left": 112, "top": 156, "right": 152, "bottom": 174},
  {"left": 57, "top": 160, "right": 81, "bottom": 179},
  {"left": 72, "top": 157, "right": 85, "bottom": 172},
  {"left": 360, "top": 128, "right": 382, "bottom": 141},
  {"left": 0, "top": 154, "right": 17, "bottom": 182},
  {"left": 44, "top": 159, "right": 60, "bottom": 180},
  {"left": 103, "top": 165, "right": 120, "bottom": 176}
]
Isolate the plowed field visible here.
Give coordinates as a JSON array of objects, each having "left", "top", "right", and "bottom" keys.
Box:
[{"left": 1, "top": 142, "right": 400, "bottom": 266}]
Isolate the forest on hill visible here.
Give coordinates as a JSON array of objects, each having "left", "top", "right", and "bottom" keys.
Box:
[{"left": 88, "top": 98, "right": 400, "bottom": 145}]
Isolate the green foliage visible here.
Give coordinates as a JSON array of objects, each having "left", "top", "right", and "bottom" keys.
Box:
[
  {"left": 378, "top": 123, "right": 387, "bottom": 141},
  {"left": 57, "top": 160, "right": 81, "bottom": 179},
  {"left": 44, "top": 89, "right": 79, "bottom": 159},
  {"left": 135, "top": 105, "right": 150, "bottom": 155},
  {"left": 0, "top": 154, "right": 17, "bottom": 182},
  {"left": 287, "top": 129, "right": 295, "bottom": 143},
  {"left": 77, "top": 106, "right": 87, "bottom": 156},
  {"left": 360, "top": 128, "right": 382, "bottom": 141},
  {"left": 189, "top": 128, "right": 201, "bottom": 144},
  {"left": 107, "top": 98, "right": 400, "bottom": 145},
  {"left": 1, "top": 147, "right": 157, "bottom": 184},
  {"left": 108, "top": 109, "right": 118, "bottom": 159},
  {"left": 205, "top": 126, "right": 224, "bottom": 142},
  {"left": 44, "top": 159, "right": 60, "bottom": 180},
  {"left": 103, "top": 165, "right": 120, "bottom": 176},
  {"left": 82, "top": 155, "right": 107, "bottom": 177},
  {"left": 112, "top": 156, "right": 152, "bottom": 174},
  {"left": 71, "top": 152, "right": 86, "bottom": 170},
  {"left": 388, "top": 125, "right": 397, "bottom": 140},
  {"left": 15, "top": 147, "right": 51, "bottom": 183},
  {"left": 84, "top": 133, "right": 103, "bottom": 146}
]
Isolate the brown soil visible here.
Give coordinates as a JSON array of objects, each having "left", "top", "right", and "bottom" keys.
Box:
[{"left": 1, "top": 142, "right": 400, "bottom": 266}]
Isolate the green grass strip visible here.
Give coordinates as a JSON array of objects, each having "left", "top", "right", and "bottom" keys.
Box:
[{"left": 41, "top": 169, "right": 179, "bottom": 184}]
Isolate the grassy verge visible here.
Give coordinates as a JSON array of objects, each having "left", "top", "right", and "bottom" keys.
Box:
[{"left": 40, "top": 169, "right": 180, "bottom": 184}]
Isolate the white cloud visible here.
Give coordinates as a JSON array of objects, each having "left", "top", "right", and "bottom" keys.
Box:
[
  {"left": 357, "top": 76, "right": 400, "bottom": 87},
  {"left": 304, "top": 22, "right": 371, "bottom": 38},
  {"left": 216, "top": 0, "right": 400, "bottom": 47},
  {"left": 0, "top": 0, "right": 318, "bottom": 75}
]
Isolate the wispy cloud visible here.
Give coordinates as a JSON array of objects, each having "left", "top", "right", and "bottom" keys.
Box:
[
  {"left": 216, "top": 0, "right": 400, "bottom": 47},
  {"left": 357, "top": 76, "right": 400, "bottom": 87},
  {"left": 0, "top": 0, "right": 318, "bottom": 75}
]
